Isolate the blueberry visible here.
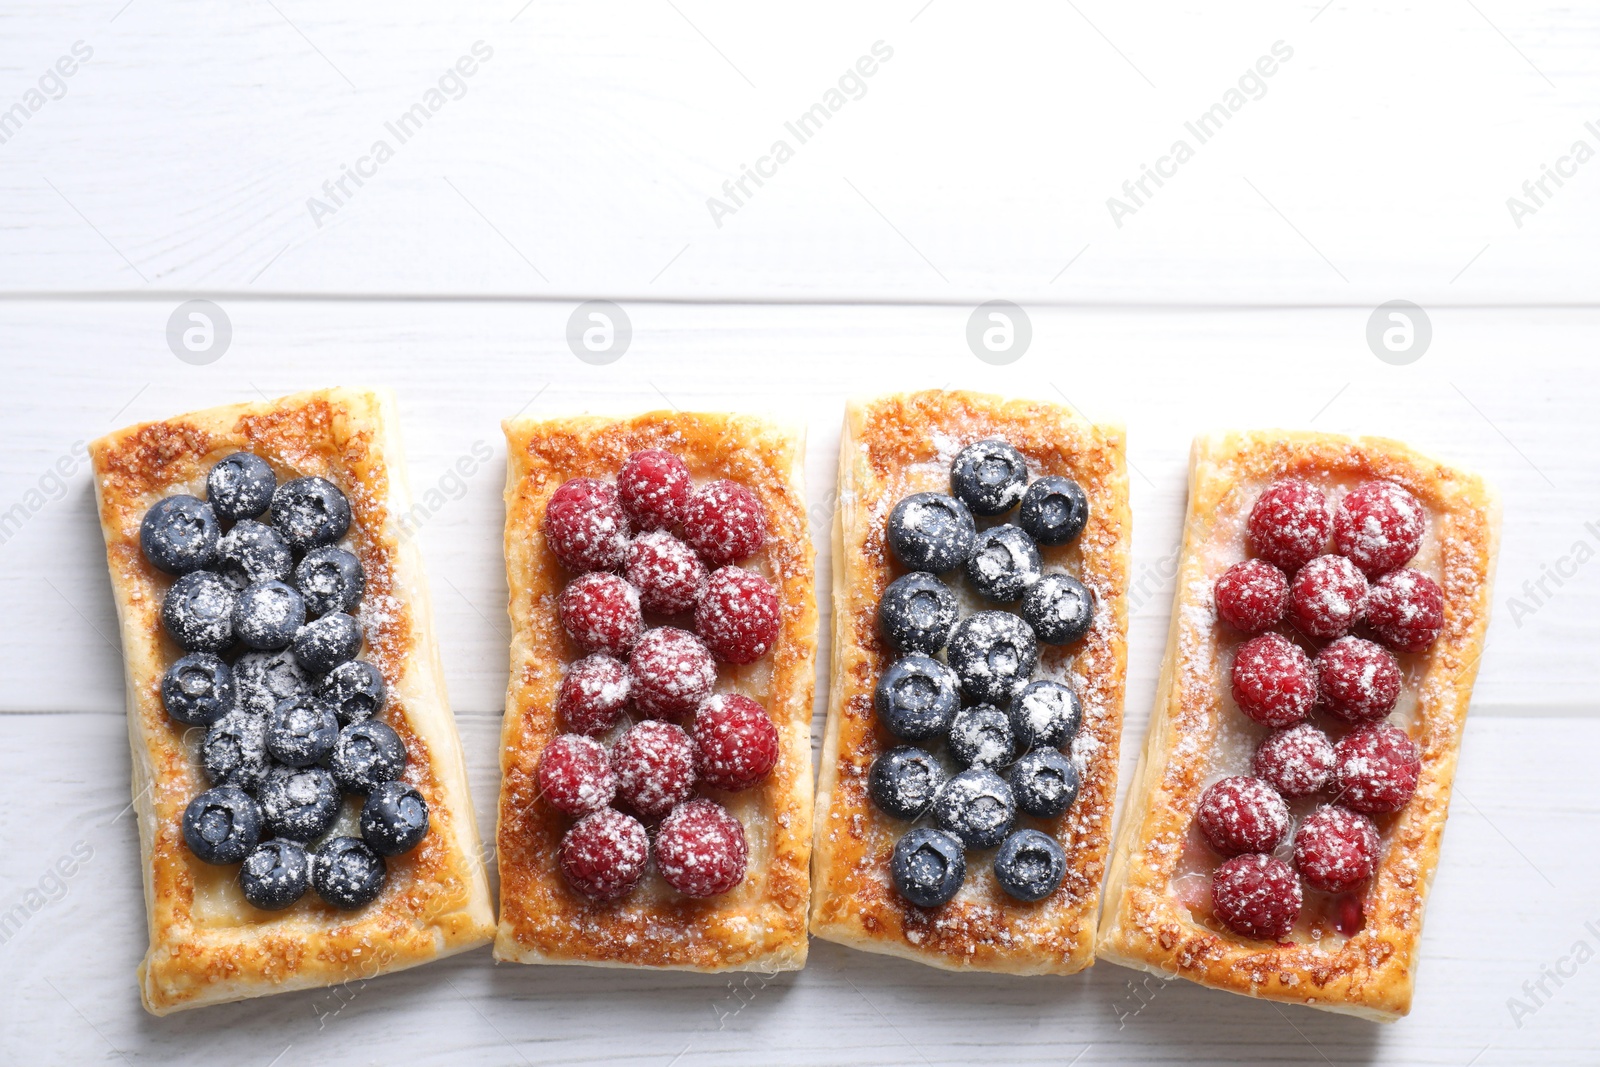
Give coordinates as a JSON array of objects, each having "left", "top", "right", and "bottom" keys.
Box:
[
  {"left": 207, "top": 452, "right": 277, "bottom": 521},
  {"left": 160, "top": 571, "right": 236, "bottom": 653},
  {"left": 160, "top": 652, "right": 235, "bottom": 727},
  {"left": 964, "top": 524, "right": 1042, "bottom": 602},
  {"left": 886, "top": 493, "right": 975, "bottom": 574},
  {"left": 1005, "top": 748, "right": 1081, "bottom": 818},
  {"left": 201, "top": 710, "right": 272, "bottom": 792},
  {"left": 217, "top": 520, "right": 293, "bottom": 589},
  {"left": 360, "top": 780, "right": 430, "bottom": 856},
  {"left": 312, "top": 836, "right": 387, "bottom": 910},
  {"left": 1021, "top": 574, "right": 1095, "bottom": 645},
  {"left": 139, "top": 495, "right": 221, "bottom": 575},
  {"left": 292, "top": 613, "right": 362, "bottom": 675},
  {"left": 271, "top": 476, "right": 351, "bottom": 551},
  {"left": 258, "top": 765, "right": 341, "bottom": 842},
  {"left": 868, "top": 745, "right": 947, "bottom": 820},
  {"left": 239, "top": 840, "right": 311, "bottom": 911},
  {"left": 874, "top": 654, "right": 961, "bottom": 741},
  {"left": 877, "top": 572, "right": 958, "bottom": 654},
  {"left": 1019, "top": 476, "right": 1089, "bottom": 547},
  {"left": 947, "top": 704, "right": 1018, "bottom": 769},
  {"left": 330, "top": 720, "right": 407, "bottom": 794},
  {"left": 294, "top": 546, "right": 365, "bottom": 617},
  {"left": 950, "top": 440, "right": 1029, "bottom": 517},
  {"left": 890, "top": 828, "right": 966, "bottom": 908},
  {"left": 232, "top": 579, "right": 306, "bottom": 651},
  {"left": 1008, "top": 679, "right": 1084, "bottom": 751},
  {"left": 933, "top": 767, "right": 1015, "bottom": 849},
  {"left": 945, "top": 611, "right": 1038, "bottom": 706},
  {"left": 993, "top": 829, "right": 1068, "bottom": 902},
  {"left": 266, "top": 695, "right": 339, "bottom": 767},
  {"left": 233, "top": 649, "right": 312, "bottom": 717},
  {"left": 317, "top": 660, "right": 387, "bottom": 725},
  {"left": 181, "top": 785, "right": 262, "bottom": 865}
]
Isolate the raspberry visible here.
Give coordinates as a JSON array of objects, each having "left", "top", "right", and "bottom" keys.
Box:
[
  {"left": 1294, "top": 804, "right": 1380, "bottom": 893},
  {"left": 1333, "top": 723, "right": 1421, "bottom": 814},
  {"left": 1213, "top": 559, "right": 1289, "bottom": 633},
  {"left": 1196, "top": 775, "right": 1290, "bottom": 856},
  {"left": 626, "top": 530, "right": 705, "bottom": 615},
  {"left": 1247, "top": 479, "right": 1331, "bottom": 572},
  {"left": 617, "top": 449, "right": 693, "bottom": 532},
  {"left": 628, "top": 627, "right": 717, "bottom": 718},
  {"left": 1365, "top": 568, "right": 1444, "bottom": 652},
  {"left": 692, "top": 693, "right": 780, "bottom": 791},
  {"left": 655, "top": 798, "right": 748, "bottom": 897},
  {"left": 1289, "top": 554, "right": 1369, "bottom": 640},
  {"left": 1330, "top": 894, "right": 1366, "bottom": 936},
  {"left": 560, "top": 808, "right": 649, "bottom": 901},
  {"left": 1334, "top": 480, "right": 1425, "bottom": 577},
  {"left": 1252, "top": 723, "right": 1335, "bottom": 798},
  {"left": 1315, "top": 636, "right": 1400, "bottom": 723},
  {"left": 695, "top": 566, "right": 781, "bottom": 664},
  {"left": 611, "top": 719, "right": 696, "bottom": 816},
  {"left": 543, "top": 478, "right": 631, "bottom": 573},
  {"left": 556, "top": 654, "right": 631, "bottom": 736},
  {"left": 1229, "top": 633, "right": 1316, "bottom": 728},
  {"left": 1211, "top": 853, "right": 1302, "bottom": 941},
  {"left": 536, "top": 734, "right": 616, "bottom": 816},
  {"left": 559, "top": 573, "right": 642, "bottom": 656},
  {"left": 681, "top": 479, "right": 766, "bottom": 567}
]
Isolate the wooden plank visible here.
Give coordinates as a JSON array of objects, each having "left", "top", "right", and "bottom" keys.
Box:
[
  {"left": 0, "top": 300, "right": 1593, "bottom": 717},
  {"left": 0, "top": 710, "right": 1594, "bottom": 1063},
  {"left": 0, "top": 2, "right": 1596, "bottom": 303}
]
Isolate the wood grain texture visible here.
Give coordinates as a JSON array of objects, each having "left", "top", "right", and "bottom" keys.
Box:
[
  {"left": 0, "top": 299, "right": 1597, "bottom": 1062},
  {"left": 0, "top": 2, "right": 1597, "bottom": 304},
  {"left": 4, "top": 0, "right": 1599, "bottom": 1055}
]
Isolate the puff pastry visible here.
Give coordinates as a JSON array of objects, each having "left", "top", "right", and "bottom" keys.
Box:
[
  {"left": 1096, "top": 430, "right": 1500, "bottom": 1021},
  {"left": 89, "top": 388, "right": 494, "bottom": 1015},
  {"left": 809, "top": 390, "right": 1132, "bottom": 974},
  {"left": 494, "top": 411, "right": 816, "bottom": 971}
]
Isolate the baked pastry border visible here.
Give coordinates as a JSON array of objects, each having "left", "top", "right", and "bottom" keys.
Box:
[
  {"left": 809, "top": 390, "right": 1132, "bottom": 974},
  {"left": 493, "top": 411, "right": 816, "bottom": 972},
  {"left": 1095, "top": 429, "right": 1501, "bottom": 1021},
  {"left": 89, "top": 387, "right": 495, "bottom": 1015}
]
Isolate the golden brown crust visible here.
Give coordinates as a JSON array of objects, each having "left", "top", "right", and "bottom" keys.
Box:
[
  {"left": 89, "top": 388, "right": 494, "bottom": 1016},
  {"left": 494, "top": 411, "right": 815, "bottom": 971},
  {"left": 808, "top": 390, "right": 1131, "bottom": 974},
  {"left": 1096, "top": 430, "right": 1501, "bottom": 1021}
]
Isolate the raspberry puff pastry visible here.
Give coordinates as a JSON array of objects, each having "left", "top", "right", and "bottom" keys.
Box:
[
  {"left": 1096, "top": 430, "right": 1500, "bottom": 1021},
  {"left": 810, "top": 390, "right": 1131, "bottom": 974},
  {"left": 89, "top": 388, "right": 493, "bottom": 1015},
  {"left": 495, "top": 411, "right": 815, "bottom": 971}
]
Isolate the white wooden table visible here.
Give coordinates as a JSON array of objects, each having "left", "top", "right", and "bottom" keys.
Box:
[{"left": 3, "top": 4, "right": 1598, "bottom": 1065}]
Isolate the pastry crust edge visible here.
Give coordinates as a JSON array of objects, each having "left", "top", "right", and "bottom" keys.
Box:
[
  {"left": 808, "top": 389, "right": 1132, "bottom": 975},
  {"left": 90, "top": 387, "right": 495, "bottom": 1016},
  {"left": 1095, "top": 428, "right": 1502, "bottom": 1022},
  {"left": 492, "top": 410, "right": 816, "bottom": 973}
]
